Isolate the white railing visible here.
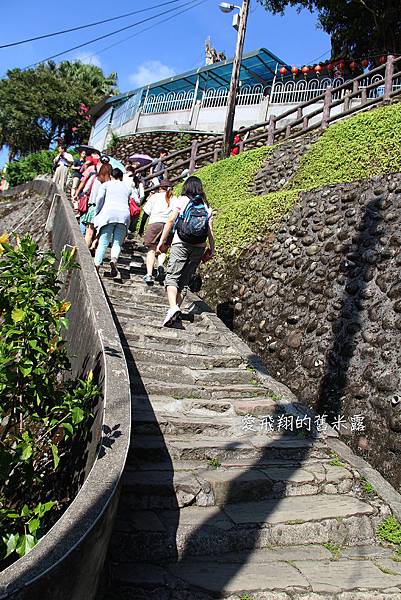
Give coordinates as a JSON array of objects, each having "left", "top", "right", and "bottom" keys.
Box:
[
  {"left": 270, "top": 74, "right": 401, "bottom": 105},
  {"left": 201, "top": 84, "right": 268, "bottom": 109},
  {"left": 271, "top": 77, "right": 347, "bottom": 104},
  {"left": 142, "top": 89, "right": 195, "bottom": 114}
]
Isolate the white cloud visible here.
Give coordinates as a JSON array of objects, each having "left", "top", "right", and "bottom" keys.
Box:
[
  {"left": 128, "top": 60, "right": 176, "bottom": 88},
  {"left": 74, "top": 52, "right": 102, "bottom": 68}
]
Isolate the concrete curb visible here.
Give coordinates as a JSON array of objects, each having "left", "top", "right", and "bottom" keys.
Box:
[{"left": 0, "top": 181, "right": 131, "bottom": 599}]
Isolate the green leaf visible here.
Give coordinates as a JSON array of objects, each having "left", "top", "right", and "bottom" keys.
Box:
[
  {"left": 28, "top": 518, "right": 40, "bottom": 535},
  {"left": 51, "top": 443, "right": 60, "bottom": 469},
  {"left": 63, "top": 422, "right": 74, "bottom": 436},
  {"left": 20, "top": 504, "right": 30, "bottom": 517},
  {"left": 3, "top": 533, "right": 19, "bottom": 558},
  {"left": 11, "top": 308, "right": 25, "bottom": 323},
  {"left": 16, "top": 534, "right": 36, "bottom": 556},
  {"left": 71, "top": 407, "right": 84, "bottom": 424},
  {"left": 20, "top": 443, "right": 33, "bottom": 461}
]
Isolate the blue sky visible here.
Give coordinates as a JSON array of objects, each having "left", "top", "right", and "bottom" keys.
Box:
[{"left": 0, "top": 0, "right": 330, "bottom": 165}]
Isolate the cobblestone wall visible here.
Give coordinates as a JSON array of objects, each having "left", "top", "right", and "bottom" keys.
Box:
[
  {"left": 204, "top": 173, "right": 401, "bottom": 490},
  {"left": 110, "top": 130, "right": 217, "bottom": 164}
]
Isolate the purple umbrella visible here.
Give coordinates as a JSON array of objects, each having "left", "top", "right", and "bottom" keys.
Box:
[{"left": 128, "top": 153, "right": 153, "bottom": 167}]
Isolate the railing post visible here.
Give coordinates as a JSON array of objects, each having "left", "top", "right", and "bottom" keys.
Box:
[
  {"left": 213, "top": 147, "right": 220, "bottom": 162},
  {"left": 321, "top": 87, "right": 332, "bottom": 130},
  {"left": 343, "top": 90, "right": 351, "bottom": 112},
  {"left": 384, "top": 55, "right": 395, "bottom": 99},
  {"left": 285, "top": 123, "right": 291, "bottom": 138},
  {"left": 189, "top": 140, "right": 199, "bottom": 174},
  {"left": 297, "top": 106, "right": 303, "bottom": 120},
  {"left": 267, "top": 114, "right": 276, "bottom": 146},
  {"left": 302, "top": 116, "right": 308, "bottom": 130}
]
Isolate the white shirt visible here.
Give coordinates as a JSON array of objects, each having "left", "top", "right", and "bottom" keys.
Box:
[{"left": 143, "top": 192, "right": 174, "bottom": 224}]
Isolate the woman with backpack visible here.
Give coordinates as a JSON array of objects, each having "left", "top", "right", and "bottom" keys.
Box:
[
  {"left": 93, "top": 168, "right": 131, "bottom": 278},
  {"left": 156, "top": 176, "right": 214, "bottom": 326},
  {"left": 138, "top": 178, "right": 175, "bottom": 285}
]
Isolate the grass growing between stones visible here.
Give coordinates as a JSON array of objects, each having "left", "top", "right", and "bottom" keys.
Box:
[
  {"left": 323, "top": 542, "right": 342, "bottom": 560},
  {"left": 361, "top": 478, "right": 376, "bottom": 496},
  {"left": 207, "top": 457, "right": 221, "bottom": 470},
  {"left": 377, "top": 516, "right": 401, "bottom": 549}
]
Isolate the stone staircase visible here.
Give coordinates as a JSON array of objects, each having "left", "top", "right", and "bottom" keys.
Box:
[{"left": 98, "top": 241, "right": 401, "bottom": 599}]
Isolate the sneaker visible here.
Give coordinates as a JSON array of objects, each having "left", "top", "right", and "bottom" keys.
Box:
[
  {"left": 143, "top": 274, "right": 154, "bottom": 285},
  {"left": 156, "top": 265, "right": 165, "bottom": 283},
  {"left": 163, "top": 306, "right": 181, "bottom": 327},
  {"left": 110, "top": 260, "right": 119, "bottom": 278}
]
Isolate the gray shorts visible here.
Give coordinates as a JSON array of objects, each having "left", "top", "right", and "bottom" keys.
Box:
[{"left": 164, "top": 242, "right": 204, "bottom": 291}]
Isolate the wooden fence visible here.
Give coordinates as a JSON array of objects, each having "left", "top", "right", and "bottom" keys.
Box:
[{"left": 136, "top": 55, "right": 401, "bottom": 190}]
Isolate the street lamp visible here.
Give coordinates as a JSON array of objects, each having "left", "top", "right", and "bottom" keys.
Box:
[{"left": 219, "top": 0, "right": 250, "bottom": 157}]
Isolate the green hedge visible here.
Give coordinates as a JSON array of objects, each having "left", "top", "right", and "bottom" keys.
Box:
[
  {"left": 289, "top": 101, "right": 401, "bottom": 191},
  {"left": 189, "top": 146, "right": 299, "bottom": 255}
]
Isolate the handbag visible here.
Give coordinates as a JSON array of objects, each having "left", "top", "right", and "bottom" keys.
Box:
[
  {"left": 78, "top": 172, "right": 97, "bottom": 215},
  {"left": 129, "top": 197, "right": 141, "bottom": 219}
]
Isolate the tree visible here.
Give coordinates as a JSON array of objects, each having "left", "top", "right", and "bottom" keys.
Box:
[
  {"left": 0, "top": 61, "right": 118, "bottom": 160},
  {"left": 257, "top": 0, "right": 401, "bottom": 59}
]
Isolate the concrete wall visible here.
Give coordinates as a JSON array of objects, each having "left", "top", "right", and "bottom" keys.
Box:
[{"left": 0, "top": 181, "right": 131, "bottom": 599}]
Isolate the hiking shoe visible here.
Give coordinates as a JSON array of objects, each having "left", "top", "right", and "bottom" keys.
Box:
[
  {"left": 143, "top": 274, "right": 155, "bottom": 285},
  {"left": 156, "top": 265, "right": 165, "bottom": 283},
  {"left": 110, "top": 260, "right": 119, "bottom": 278},
  {"left": 163, "top": 306, "right": 181, "bottom": 327}
]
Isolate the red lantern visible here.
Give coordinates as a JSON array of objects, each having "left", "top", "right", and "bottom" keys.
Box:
[
  {"left": 337, "top": 61, "right": 345, "bottom": 71},
  {"left": 327, "top": 63, "right": 334, "bottom": 72},
  {"left": 361, "top": 58, "right": 369, "bottom": 68},
  {"left": 301, "top": 65, "right": 309, "bottom": 75},
  {"left": 291, "top": 66, "right": 299, "bottom": 76},
  {"left": 279, "top": 66, "right": 287, "bottom": 76},
  {"left": 314, "top": 64, "right": 322, "bottom": 74},
  {"left": 379, "top": 55, "right": 387, "bottom": 64},
  {"left": 349, "top": 61, "right": 358, "bottom": 71}
]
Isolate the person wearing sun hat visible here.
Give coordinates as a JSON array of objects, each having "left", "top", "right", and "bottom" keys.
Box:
[{"left": 138, "top": 178, "right": 175, "bottom": 285}]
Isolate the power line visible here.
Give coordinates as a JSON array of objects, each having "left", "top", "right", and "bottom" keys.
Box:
[
  {"left": 25, "top": 0, "right": 201, "bottom": 69},
  {"left": 86, "top": 0, "right": 207, "bottom": 63},
  {"left": 0, "top": 0, "right": 186, "bottom": 50}
]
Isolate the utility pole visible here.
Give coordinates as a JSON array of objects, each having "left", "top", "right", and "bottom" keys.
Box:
[{"left": 221, "top": 0, "right": 250, "bottom": 157}]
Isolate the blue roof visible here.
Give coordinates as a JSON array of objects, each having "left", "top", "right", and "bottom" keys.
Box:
[{"left": 108, "top": 47, "right": 288, "bottom": 106}]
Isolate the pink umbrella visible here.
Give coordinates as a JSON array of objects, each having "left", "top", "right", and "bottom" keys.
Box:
[{"left": 128, "top": 153, "right": 153, "bottom": 167}]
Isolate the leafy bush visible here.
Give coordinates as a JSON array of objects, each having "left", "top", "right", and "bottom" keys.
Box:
[
  {"left": 5, "top": 150, "right": 57, "bottom": 187},
  {"left": 0, "top": 234, "right": 97, "bottom": 566},
  {"left": 106, "top": 132, "right": 120, "bottom": 152},
  {"left": 289, "top": 102, "right": 401, "bottom": 191}
]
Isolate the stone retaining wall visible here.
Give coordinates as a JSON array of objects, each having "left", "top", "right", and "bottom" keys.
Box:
[
  {"left": 204, "top": 173, "right": 401, "bottom": 491},
  {"left": 110, "top": 130, "right": 218, "bottom": 165},
  {"left": 0, "top": 181, "right": 131, "bottom": 599}
]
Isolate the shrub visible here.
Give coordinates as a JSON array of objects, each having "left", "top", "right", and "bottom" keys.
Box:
[
  {"left": 0, "top": 234, "right": 98, "bottom": 566},
  {"left": 288, "top": 101, "right": 401, "bottom": 191},
  {"left": 5, "top": 150, "right": 56, "bottom": 187}
]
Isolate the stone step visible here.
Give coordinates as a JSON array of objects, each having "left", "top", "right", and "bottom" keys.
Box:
[
  {"left": 121, "top": 458, "right": 356, "bottom": 509},
  {"left": 131, "top": 393, "right": 279, "bottom": 418},
  {"left": 123, "top": 335, "right": 239, "bottom": 357},
  {"left": 127, "top": 347, "right": 244, "bottom": 369},
  {"left": 132, "top": 408, "right": 236, "bottom": 438},
  {"left": 110, "top": 494, "right": 378, "bottom": 561},
  {"left": 108, "top": 545, "right": 401, "bottom": 599},
  {"left": 129, "top": 433, "right": 330, "bottom": 464},
  {"left": 130, "top": 363, "right": 256, "bottom": 387},
  {"left": 123, "top": 322, "right": 224, "bottom": 345},
  {"left": 130, "top": 378, "right": 269, "bottom": 399}
]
